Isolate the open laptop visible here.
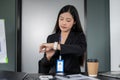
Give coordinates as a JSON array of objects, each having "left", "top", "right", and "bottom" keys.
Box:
[{"left": 99, "top": 71, "right": 120, "bottom": 79}]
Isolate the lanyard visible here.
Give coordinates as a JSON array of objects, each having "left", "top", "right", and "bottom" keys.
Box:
[
  {"left": 56, "top": 34, "right": 64, "bottom": 74},
  {"left": 59, "top": 35, "right": 62, "bottom": 60}
]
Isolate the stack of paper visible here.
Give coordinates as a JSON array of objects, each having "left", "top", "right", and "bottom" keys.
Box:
[{"left": 55, "top": 74, "right": 99, "bottom": 80}]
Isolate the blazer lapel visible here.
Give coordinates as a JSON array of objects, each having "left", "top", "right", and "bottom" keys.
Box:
[
  {"left": 54, "top": 32, "right": 60, "bottom": 42},
  {"left": 54, "top": 31, "right": 74, "bottom": 44},
  {"left": 65, "top": 31, "right": 74, "bottom": 44}
]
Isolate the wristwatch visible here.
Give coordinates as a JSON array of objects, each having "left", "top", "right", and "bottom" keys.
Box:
[{"left": 53, "top": 42, "right": 58, "bottom": 50}]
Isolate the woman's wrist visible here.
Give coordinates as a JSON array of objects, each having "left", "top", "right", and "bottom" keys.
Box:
[
  {"left": 57, "top": 44, "right": 61, "bottom": 50},
  {"left": 53, "top": 42, "right": 58, "bottom": 50},
  {"left": 53, "top": 42, "right": 61, "bottom": 50},
  {"left": 46, "top": 54, "right": 51, "bottom": 61}
]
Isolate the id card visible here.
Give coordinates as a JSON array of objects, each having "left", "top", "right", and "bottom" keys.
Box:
[{"left": 56, "top": 60, "right": 64, "bottom": 73}]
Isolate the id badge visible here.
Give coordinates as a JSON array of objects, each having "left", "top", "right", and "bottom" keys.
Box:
[{"left": 56, "top": 60, "right": 64, "bottom": 73}]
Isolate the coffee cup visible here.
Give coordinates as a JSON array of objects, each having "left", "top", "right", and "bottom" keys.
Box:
[{"left": 87, "top": 59, "right": 99, "bottom": 77}]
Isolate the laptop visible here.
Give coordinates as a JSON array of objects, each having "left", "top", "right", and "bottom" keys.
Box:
[{"left": 99, "top": 71, "right": 120, "bottom": 79}]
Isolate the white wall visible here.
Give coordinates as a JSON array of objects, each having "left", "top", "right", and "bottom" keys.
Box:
[
  {"left": 110, "top": 0, "right": 120, "bottom": 71},
  {"left": 22, "top": 0, "right": 85, "bottom": 73}
]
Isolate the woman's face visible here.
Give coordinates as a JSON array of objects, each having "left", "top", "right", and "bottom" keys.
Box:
[{"left": 58, "top": 12, "right": 75, "bottom": 32}]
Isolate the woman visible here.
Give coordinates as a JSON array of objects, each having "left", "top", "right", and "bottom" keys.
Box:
[{"left": 39, "top": 5, "right": 87, "bottom": 74}]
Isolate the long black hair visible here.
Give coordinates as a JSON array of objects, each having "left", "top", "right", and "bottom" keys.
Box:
[{"left": 53, "top": 5, "right": 84, "bottom": 33}]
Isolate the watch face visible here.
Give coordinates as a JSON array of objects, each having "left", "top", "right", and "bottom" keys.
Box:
[{"left": 54, "top": 42, "right": 58, "bottom": 50}]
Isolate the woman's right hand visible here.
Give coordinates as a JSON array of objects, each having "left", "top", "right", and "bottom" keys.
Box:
[
  {"left": 39, "top": 43, "right": 54, "bottom": 53},
  {"left": 39, "top": 43, "right": 55, "bottom": 60}
]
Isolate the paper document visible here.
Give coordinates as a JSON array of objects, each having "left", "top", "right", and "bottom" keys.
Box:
[
  {"left": 0, "top": 19, "right": 8, "bottom": 63},
  {"left": 55, "top": 74, "right": 99, "bottom": 80}
]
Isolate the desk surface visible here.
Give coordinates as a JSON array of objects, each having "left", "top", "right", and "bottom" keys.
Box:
[
  {"left": 0, "top": 71, "right": 26, "bottom": 80},
  {"left": 0, "top": 71, "right": 120, "bottom": 80},
  {"left": 27, "top": 73, "right": 120, "bottom": 80},
  {"left": 98, "top": 75, "right": 120, "bottom": 80}
]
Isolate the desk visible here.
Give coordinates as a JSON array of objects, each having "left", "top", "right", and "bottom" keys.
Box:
[
  {"left": 0, "top": 71, "right": 120, "bottom": 80},
  {"left": 27, "top": 73, "right": 120, "bottom": 80},
  {"left": 0, "top": 71, "right": 26, "bottom": 80},
  {"left": 98, "top": 75, "right": 120, "bottom": 80},
  {"left": 27, "top": 73, "right": 98, "bottom": 80}
]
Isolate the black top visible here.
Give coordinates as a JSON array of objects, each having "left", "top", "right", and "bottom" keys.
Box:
[{"left": 40, "top": 31, "right": 87, "bottom": 74}]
